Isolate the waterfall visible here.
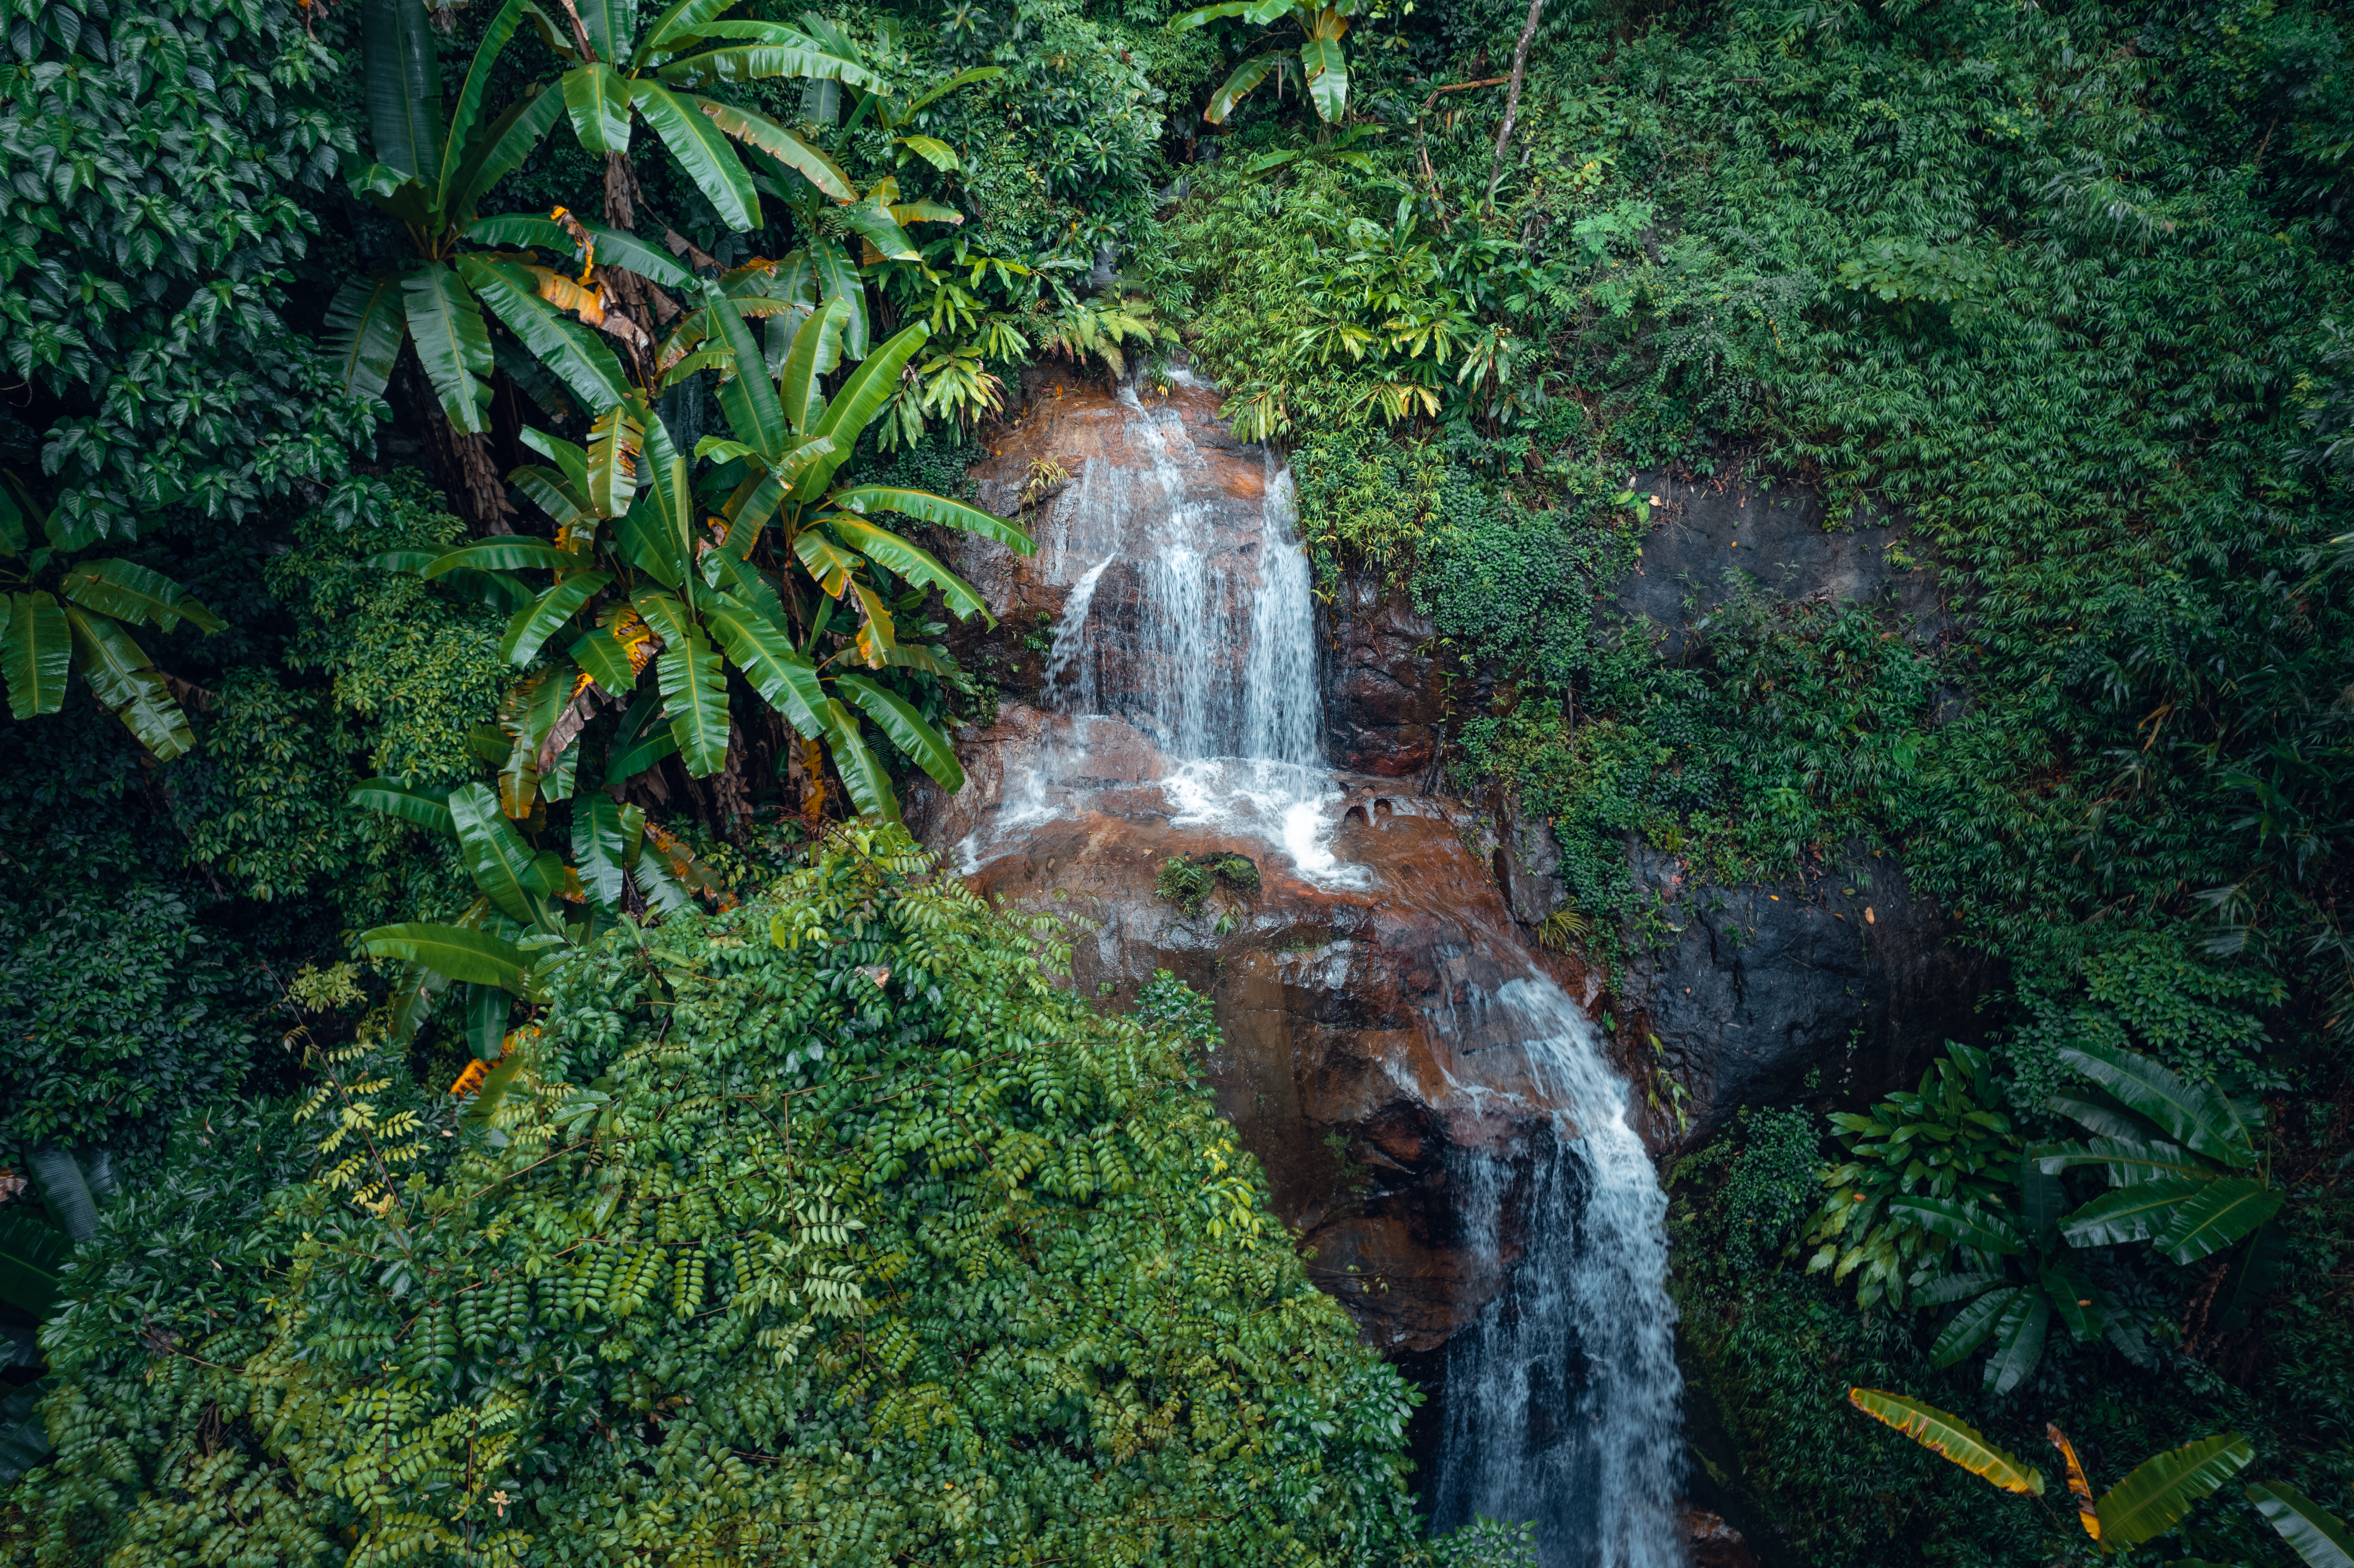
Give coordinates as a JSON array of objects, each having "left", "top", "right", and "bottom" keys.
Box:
[{"left": 1425, "top": 977, "right": 1685, "bottom": 1568}]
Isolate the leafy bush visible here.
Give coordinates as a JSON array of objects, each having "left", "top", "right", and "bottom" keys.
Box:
[{"left": 1155, "top": 852, "right": 1261, "bottom": 915}]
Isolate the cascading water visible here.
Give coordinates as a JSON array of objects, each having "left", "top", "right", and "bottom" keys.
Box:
[
  {"left": 1423, "top": 978, "right": 1685, "bottom": 1568},
  {"left": 961, "top": 376, "right": 1684, "bottom": 1566}
]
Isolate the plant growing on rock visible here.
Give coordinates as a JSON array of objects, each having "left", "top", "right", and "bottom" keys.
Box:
[{"left": 1155, "top": 852, "right": 1261, "bottom": 916}]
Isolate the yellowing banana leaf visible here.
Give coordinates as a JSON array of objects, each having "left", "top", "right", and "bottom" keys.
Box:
[
  {"left": 794, "top": 531, "right": 865, "bottom": 598},
  {"left": 588, "top": 403, "right": 645, "bottom": 520},
  {"left": 1846, "top": 1388, "right": 2044, "bottom": 1495}
]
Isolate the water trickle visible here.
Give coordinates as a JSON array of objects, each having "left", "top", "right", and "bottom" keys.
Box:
[{"left": 1425, "top": 977, "right": 1685, "bottom": 1568}]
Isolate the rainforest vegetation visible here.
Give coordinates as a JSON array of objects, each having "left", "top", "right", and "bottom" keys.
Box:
[{"left": 1, "top": 0, "right": 2351, "bottom": 1562}]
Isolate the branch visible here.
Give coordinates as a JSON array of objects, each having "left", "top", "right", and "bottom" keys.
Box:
[{"left": 1485, "top": 0, "right": 1545, "bottom": 219}]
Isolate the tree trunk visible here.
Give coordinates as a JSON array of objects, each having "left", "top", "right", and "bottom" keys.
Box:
[
  {"left": 387, "top": 343, "right": 514, "bottom": 533},
  {"left": 1484, "top": 0, "right": 1545, "bottom": 219}
]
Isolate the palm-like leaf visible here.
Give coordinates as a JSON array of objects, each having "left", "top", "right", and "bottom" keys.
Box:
[
  {"left": 3, "top": 590, "right": 70, "bottom": 719},
  {"left": 448, "top": 782, "right": 553, "bottom": 920},
  {"left": 2248, "top": 1483, "right": 2354, "bottom": 1568},
  {"left": 2057, "top": 1041, "right": 2257, "bottom": 1168},
  {"left": 501, "top": 572, "right": 613, "bottom": 664},
  {"left": 57, "top": 560, "right": 224, "bottom": 634},
  {"left": 351, "top": 778, "right": 457, "bottom": 836},
  {"left": 1846, "top": 1389, "right": 2045, "bottom": 1495},
  {"left": 632, "top": 80, "right": 760, "bottom": 228},
  {"left": 326, "top": 271, "right": 410, "bottom": 401},
  {"left": 65, "top": 608, "right": 192, "bottom": 759},
  {"left": 359, "top": 923, "right": 533, "bottom": 993},
  {"left": 659, "top": 632, "right": 730, "bottom": 774},
  {"left": 836, "top": 674, "right": 961, "bottom": 791},
  {"left": 403, "top": 267, "right": 496, "bottom": 432},
  {"left": 2094, "top": 1434, "right": 2254, "bottom": 1546}
]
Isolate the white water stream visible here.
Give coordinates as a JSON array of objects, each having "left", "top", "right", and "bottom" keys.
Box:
[{"left": 985, "top": 381, "right": 1683, "bottom": 1566}]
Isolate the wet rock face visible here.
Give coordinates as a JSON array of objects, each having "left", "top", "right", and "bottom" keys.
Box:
[
  {"left": 907, "top": 707, "right": 1602, "bottom": 1353},
  {"left": 1320, "top": 573, "right": 1446, "bottom": 778}
]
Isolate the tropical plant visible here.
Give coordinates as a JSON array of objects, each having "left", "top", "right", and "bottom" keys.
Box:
[
  {"left": 1041, "top": 291, "right": 1175, "bottom": 380},
  {"left": 0, "top": 478, "right": 224, "bottom": 757},
  {"left": 1171, "top": 0, "right": 1364, "bottom": 124},
  {"left": 374, "top": 302, "right": 1028, "bottom": 828},
  {"left": 1892, "top": 1150, "right": 2154, "bottom": 1394},
  {"left": 1806, "top": 1043, "right": 2023, "bottom": 1309},
  {"left": 327, "top": 0, "right": 890, "bottom": 436},
  {"left": 2033, "top": 1038, "right": 2284, "bottom": 1274},
  {"left": 1849, "top": 1388, "right": 2353, "bottom": 1566},
  {"left": 0, "top": 1148, "right": 115, "bottom": 1483}
]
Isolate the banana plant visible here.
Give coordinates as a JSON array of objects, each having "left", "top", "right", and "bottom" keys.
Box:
[
  {"left": 1849, "top": 1389, "right": 2352, "bottom": 1566},
  {"left": 352, "top": 777, "right": 712, "bottom": 1062},
  {"left": 2033, "top": 1039, "right": 2285, "bottom": 1280},
  {"left": 328, "top": 0, "right": 882, "bottom": 430},
  {"left": 1171, "top": 0, "right": 1362, "bottom": 124},
  {"left": 378, "top": 301, "right": 1031, "bottom": 824},
  {"left": 1890, "top": 1150, "right": 2153, "bottom": 1395},
  {"left": 0, "top": 477, "right": 224, "bottom": 759},
  {"left": 1, "top": 1150, "right": 115, "bottom": 1484}
]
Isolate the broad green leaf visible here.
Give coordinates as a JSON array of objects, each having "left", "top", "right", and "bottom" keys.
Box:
[
  {"left": 445, "top": 87, "right": 568, "bottom": 220},
  {"left": 829, "top": 485, "right": 1036, "bottom": 554},
  {"left": 2061, "top": 1178, "right": 2207, "bottom": 1248},
  {"left": 576, "top": 0, "right": 638, "bottom": 66},
  {"left": 325, "top": 271, "right": 410, "bottom": 401},
  {"left": 2058, "top": 1040, "right": 2256, "bottom": 1168},
  {"left": 632, "top": 79, "right": 760, "bottom": 230},
  {"left": 630, "top": 587, "right": 694, "bottom": 646},
  {"left": 350, "top": 778, "right": 456, "bottom": 836},
  {"left": 573, "top": 793, "right": 632, "bottom": 910},
  {"left": 58, "top": 560, "right": 225, "bottom": 634},
  {"left": 634, "top": 0, "right": 735, "bottom": 62},
  {"left": 2095, "top": 1434, "right": 2254, "bottom": 1546},
  {"left": 708, "top": 552, "right": 793, "bottom": 632},
  {"left": 705, "top": 280, "right": 788, "bottom": 460},
  {"left": 575, "top": 218, "right": 699, "bottom": 290},
  {"left": 837, "top": 674, "right": 962, "bottom": 792},
  {"left": 2037, "top": 1134, "right": 2211, "bottom": 1185},
  {"left": 805, "top": 322, "right": 934, "bottom": 495},
  {"left": 1988, "top": 1295, "right": 2049, "bottom": 1395},
  {"left": 1205, "top": 53, "right": 1285, "bottom": 124},
  {"left": 361, "top": 922, "right": 532, "bottom": 992},
  {"left": 1169, "top": 0, "right": 1268, "bottom": 28},
  {"left": 522, "top": 426, "right": 593, "bottom": 493},
  {"left": 65, "top": 609, "right": 191, "bottom": 759},
  {"left": 659, "top": 631, "right": 730, "bottom": 775},
  {"left": 632, "top": 839, "right": 696, "bottom": 916},
  {"left": 822, "top": 697, "right": 897, "bottom": 821},
  {"left": 698, "top": 98, "right": 854, "bottom": 199},
  {"left": 2247, "top": 1483, "right": 2354, "bottom": 1568},
  {"left": 636, "top": 412, "right": 696, "bottom": 591},
  {"left": 403, "top": 267, "right": 496, "bottom": 433},
  {"left": 458, "top": 255, "right": 634, "bottom": 414},
  {"left": 606, "top": 722, "right": 678, "bottom": 782},
  {"left": 386, "top": 958, "right": 451, "bottom": 1045},
  {"left": 501, "top": 572, "right": 613, "bottom": 664},
  {"left": 794, "top": 531, "right": 865, "bottom": 598},
  {"left": 806, "top": 238, "right": 869, "bottom": 358},
  {"left": 719, "top": 469, "right": 788, "bottom": 554},
  {"left": 0, "top": 1210, "right": 70, "bottom": 1316},
  {"left": 1846, "top": 1388, "right": 2044, "bottom": 1495},
  {"left": 2020, "top": 1149, "right": 2064, "bottom": 1243},
  {"left": 2041, "top": 1262, "right": 2103, "bottom": 1341},
  {"left": 448, "top": 782, "right": 551, "bottom": 921},
  {"left": 838, "top": 197, "right": 917, "bottom": 261},
  {"left": 1927, "top": 1284, "right": 2018, "bottom": 1368},
  {"left": 705, "top": 592, "right": 826, "bottom": 733},
  {"left": 1298, "top": 32, "right": 1347, "bottom": 123},
  {"left": 780, "top": 298, "right": 850, "bottom": 432},
  {"left": 5, "top": 591, "right": 71, "bottom": 719},
  {"left": 438, "top": 0, "right": 532, "bottom": 208},
  {"left": 902, "top": 64, "right": 1005, "bottom": 114},
  {"left": 571, "top": 625, "right": 640, "bottom": 695},
  {"left": 2154, "top": 1178, "right": 2284, "bottom": 1264},
  {"left": 463, "top": 981, "right": 512, "bottom": 1061},
  {"left": 561, "top": 61, "right": 633, "bottom": 152},
  {"left": 896, "top": 134, "right": 958, "bottom": 171},
  {"left": 825, "top": 516, "right": 992, "bottom": 621},
  {"left": 2048, "top": 1086, "right": 2170, "bottom": 1145},
  {"left": 362, "top": 0, "right": 443, "bottom": 186},
  {"left": 614, "top": 495, "right": 685, "bottom": 588},
  {"left": 514, "top": 465, "right": 596, "bottom": 529},
  {"left": 657, "top": 39, "right": 880, "bottom": 91},
  {"left": 425, "top": 538, "right": 581, "bottom": 576}
]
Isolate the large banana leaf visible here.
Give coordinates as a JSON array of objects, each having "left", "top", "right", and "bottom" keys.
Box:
[
  {"left": 471, "top": 215, "right": 702, "bottom": 293},
  {"left": 902, "top": 63, "right": 1006, "bottom": 114},
  {"left": 2061, "top": 1176, "right": 2209, "bottom": 1248},
  {"left": 425, "top": 538, "right": 580, "bottom": 576},
  {"left": 1846, "top": 1388, "right": 2045, "bottom": 1495},
  {"left": 614, "top": 495, "right": 685, "bottom": 588},
  {"left": 363, "top": 0, "right": 443, "bottom": 186},
  {"left": 403, "top": 267, "right": 496, "bottom": 432},
  {"left": 2057, "top": 1041, "right": 2257, "bottom": 1168},
  {"left": 1981, "top": 1289, "right": 2050, "bottom": 1394},
  {"left": 561, "top": 61, "right": 634, "bottom": 152},
  {"left": 1884, "top": 1196, "right": 2025, "bottom": 1257},
  {"left": 2049, "top": 1084, "right": 2171, "bottom": 1145},
  {"left": 632, "top": 79, "right": 759, "bottom": 230},
  {"left": 444, "top": 88, "right": 569, "bottom": 221},
  {"left": 824, "top": 517, "right": 990, "bottom": 621},
  {"left": 2247, "top": 1482, "right": 2354, "bottom": 1568},
  {"left": 801, "top": 323, "right": 934, "bottom": 497},
  {"left": 1298, "top": 28, "right": 1348, "bottom": 123},
  {"left": 576, "top": 0, "right": 638, "bottom": 65},
  {"left": 351, "top": 778, "right": 457, "bottom": 835},
  {"left": 573, "top": 793, "right": 633, "bottom": 910},
  {"left": 437, "top": 0, "right": 532, "bottom": 209},
  {"left": 633, "top": 0, "right": 736, "bottom": 63},
  {"left": 571, "top": 624, "right": 640, "bottom": 695},
  {"left": 706, "top": 279, "right": 788, "bottom": 461},
  {"left": 2094, "top": 1433, "right": 2254, "bottom": 1546},
  {"left": 501, "top": 572, "right": 613, "bottom": 664},
  {"left": 837, "top": 196, "right": 918, "bottom": 262},
  {"left": 704, "top": 592, "right": 827, "bottom": 734},
  {"left": 0, "top": 1209, "right": 69, "bottom": 1316},
  {"left": 2036, "top": 1134, "right": 2212, "bottom": 1185},
  {"left": 829, "top": 485, "right": 1037, "bottom": 553},
  {"left": 2153, "top": 1178, "right": 2283, "bottom": 1264},
  {"left": 458, "top": 256, "right": 635, "bottom": 413},
  {"left": 806, "top": 238, "right": 869, "bottom": 357},
  {"left": 1205, "top": 52, "right": 1290, "bottom": 124},
  {"left": 657, "top": 32, "right": 881, "bottom": 91},
  {"left": 779, "top": 298, "right": 850, "bottom": 432},
  {"left": 658, "top": 631, "right": 730, "bottom": 775},
  {"left": 589, "top": 403, "right": 646, "bottom": 520},
  {"left": 448, "top": 782, "right": 553, "bottom": 921},
  {"left": 821, "top": 697, "right": 897, "bottom": 821},
  {"left": 65, "top": 608, "right": 192, "bottom": 759},
  {"left": 699, "top": 99, "right": 854, "bottom": 199},
  {"left": 1928, "top": 1284, "right": 2021, "bottom": 1368},
  {"left": 325, "top": 270, "right": 410, "bottom": 401},
  {"left": 58, "top": 559, "right": 226, "bottom": 634},
  {"left": 462, "top": 980, "right": 512, "bottom": 1060},
  {"left": 360, "top": 922, "right": 533, "bottom": 992},
  {"left": 3, "top": 590, "right": 69, "bottom": 718},
  {"left": 836, "top": 675, "right": 962, "bottom": 791}
]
